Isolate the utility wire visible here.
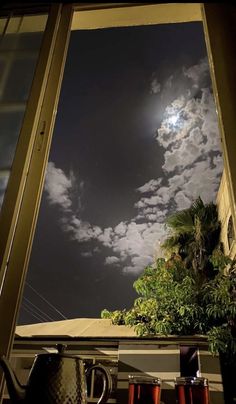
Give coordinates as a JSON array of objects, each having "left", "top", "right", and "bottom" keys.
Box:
[
  {"left": 21, "top": 304, "right": 43, "bottom": 323},
  {"left": 22, "top": 301, "right": 49, "bottom": 323},
  {"left": 21, "top": 303, "right": 45, "bottom": 323},
  {"left": 25, "top": 282, "right": 67, "bottom": 320},
  {"left": 23, "top": 296, "right": 56, "bottom": 322}
]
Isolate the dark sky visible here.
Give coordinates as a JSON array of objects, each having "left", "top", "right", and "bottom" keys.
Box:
[{"left": 18, "top": 22, "right": 223, "bottom": 325}]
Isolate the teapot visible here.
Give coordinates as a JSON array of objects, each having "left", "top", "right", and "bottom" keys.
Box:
[{"left": 0, "top": 344, "right": 112, "bottom": 403}]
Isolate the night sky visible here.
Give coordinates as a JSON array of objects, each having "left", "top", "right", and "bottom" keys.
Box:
[{"left": 18, "top": 22, "right": 223, "bottom": 325}]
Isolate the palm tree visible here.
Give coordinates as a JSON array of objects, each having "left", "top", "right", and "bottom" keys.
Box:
[{"left": 162, "top": 197, "right": 221, "bottom": 280}]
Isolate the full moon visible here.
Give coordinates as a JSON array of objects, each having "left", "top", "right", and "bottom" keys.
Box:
[{"left": 169, "top": 114, "right": 179, "bottom": 125}]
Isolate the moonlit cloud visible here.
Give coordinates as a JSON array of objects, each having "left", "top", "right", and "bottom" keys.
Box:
[
  {"left": 45, "top": 162, "right": 73, "bottom": 211},
  {"left": 136, "top": 58, "right": 222, "bottom": 217},
  {"left": 183, "top": 57, "right": 209, "bottom": 88},
  {"left": 59, "top": 209, "right": 165, "bottom": 273},
  {"left": 105, "top": 256, "right": 120, "bottom": 265},
  {"left": 63, "top": 215, "right": 103, "bottom": 243},
  {"left": 137, "top": 178, "right": 162, "bottom": 194},
  {"left": 81, "top": 251, "right": 93, "bottom": 258},
  {"left": 114, "top": 221, "right": 128, "bottom": 236},
  {"left": 164, "top": 75, "right": 173, "bottom": 89},
  {"left": 150, "top": 77, "right": 161, "bottom": 94},
  {"left": 44, "top": 57, "right": 223, "bottom": 275}
]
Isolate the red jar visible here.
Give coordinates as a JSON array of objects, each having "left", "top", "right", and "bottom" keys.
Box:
[
  {"left": 175, "top": 377, "right": 210, "bottom": 404},
  {"left": 128, "top": 375, "right": 162, "bottom": 404}
]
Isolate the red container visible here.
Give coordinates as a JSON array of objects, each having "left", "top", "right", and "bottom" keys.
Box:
[
  {"left": 128, "top": 375, "right": 161, "bottom": 404},
  {"left": 175, "top": 377, "right": 210, "bottom": 404}
]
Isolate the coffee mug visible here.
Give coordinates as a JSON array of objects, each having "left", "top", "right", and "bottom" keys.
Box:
[
  {"left": 128, "top": 375, "right": 161, "bottom": 404},
  {"left": 175, "top": 377, "right": 210, "bottom": 404}
]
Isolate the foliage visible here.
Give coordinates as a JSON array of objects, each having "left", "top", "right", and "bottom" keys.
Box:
[
  {"left": 102, "top": 253, "right": 236, "bottom": 355},
  {"left": 162, "top": 197, "right": 221, "bottom": 280},
  {"left": 101, "top": 198, "right": 236, "bottom": 356}
]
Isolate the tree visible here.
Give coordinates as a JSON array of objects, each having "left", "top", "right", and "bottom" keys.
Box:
[
  {"left": 101, "top": 199, "right": 236, "bottom": 357},
  {"left": 102, "top": 251, "right": 236, "bottom": 356},
  {"left": 162, "top": 197, "right": 221, "bottom": 281}
]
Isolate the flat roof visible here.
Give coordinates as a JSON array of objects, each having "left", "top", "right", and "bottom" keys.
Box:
[{"left": 15, "top": 318, "right": 137, "bottom": 338}]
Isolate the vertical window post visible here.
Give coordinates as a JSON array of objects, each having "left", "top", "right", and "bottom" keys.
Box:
[{"left": 0, "top": 4, "right": 73, "bottom": 401}]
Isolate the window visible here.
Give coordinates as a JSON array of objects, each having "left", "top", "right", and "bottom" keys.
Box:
[
  {"left": 180, "top": 346, "right": 199, "bottom": 377},
  {"left": 18, "top": 18, "right": 224, "bottom": 324},
  {"left": 0, "top": 6, "right": 236, "bottom": 391},
  {"left": 227, "top": 215, "right": 235, "bottom": 251},
  {"left": 0, "top": 14, "right": 48, "bottom": 211}
]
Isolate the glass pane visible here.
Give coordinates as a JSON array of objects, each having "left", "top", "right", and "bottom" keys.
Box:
[
  {"left": 19, "top": 21, "right": 224, "bottom": 325},
  {"left": 0, "top": 14, "right": 48, "bottom": 210}
]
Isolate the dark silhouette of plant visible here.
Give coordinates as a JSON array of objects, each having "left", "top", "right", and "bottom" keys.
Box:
[{"left": 162, "top": 197, "right": 221, "bottom": 281}]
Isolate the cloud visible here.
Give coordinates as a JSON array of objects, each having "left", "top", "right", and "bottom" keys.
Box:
[
  {"left": 81, "top": 251, "right": 93, "bottom": 258},
  {"left": 183, "top": 57, "right": 209, "bottom": 88},
  {"left": 45, "top": 162, "right": 73, "bottom": 211},
  {"left": 109, "top": 221, "right": 166, "bottom": 273},
  {"left": 135, "top": 58, "right": 223, "bottom": 221},
  {"left": 63, "top": 215, "right": 103, "bottom": 243},
  {"left": 114, "top": 221, "right": 128, "bottom": 236},
  {"left": 105, "top": 256, "right": 120, "bottom": 265},
  {"left": 123, "top": 255, "right": 152, "bottom": 274},
  {"left": 150, "top": 77, "right": 161, "bottom": 94},
  {"left": 137, "top": 178, "right": 162, "bottom": 194},
  {"left": 164, "top": 75, "right": 173, "bottom": 89},
  {"left": 59, "top": 207, "right": 166, "bottom": 274},
  {"left": 44, "top": 57, "right": 223, "bottom": 276}
]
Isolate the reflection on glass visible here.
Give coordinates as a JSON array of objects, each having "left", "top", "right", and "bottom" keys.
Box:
[{"left": 0, "top": 14, "right": 47, "bottom": 211}]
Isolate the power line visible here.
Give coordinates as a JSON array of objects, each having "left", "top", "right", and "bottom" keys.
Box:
[
  {"left": 21, "top": 303, "right": 45, "bottom": 323},
  {"left": 25, "top": 282, "right": 67, "bottom": 320},
  {"left": 22, "top": 301, "right": 49, "bottom": 323},
  {"left": 23, "top": 297, "right": 56, "bottom": 322}
]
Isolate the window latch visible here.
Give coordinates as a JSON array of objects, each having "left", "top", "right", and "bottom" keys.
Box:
[{"left": 36, "top": 120, "right": 46, "bottom": 151}]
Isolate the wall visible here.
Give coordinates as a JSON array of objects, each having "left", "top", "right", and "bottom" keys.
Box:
[
  {"left": 117, "top": 340, "right": 224, "bottom": 404},
  {"left": 2, "top": 337, "right": 224, "bottom": 404},
  {"left": 217, "top": 170, "right": 236, "bottom": 258}
]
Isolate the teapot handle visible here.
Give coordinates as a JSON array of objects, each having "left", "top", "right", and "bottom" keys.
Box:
[{"left": 86, "top": 364, "right": 113, "bottom": 404}]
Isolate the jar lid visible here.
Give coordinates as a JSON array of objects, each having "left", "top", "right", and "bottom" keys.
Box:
[
  {"left": 128, "top": 375, "right": 161, "bottom": 385},
  {"left": 175, "top": 377, "right": 208, "bottom": 386}
]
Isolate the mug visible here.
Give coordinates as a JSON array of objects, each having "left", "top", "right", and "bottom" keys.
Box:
[
  {"left": 128, "top": 375, "right": 161, "bottom": 404},
  {"left": 175, "top": 377, "right": 210, "bottom": 404}
]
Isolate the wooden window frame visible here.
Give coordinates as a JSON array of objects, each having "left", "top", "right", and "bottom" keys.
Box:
[{"left": 0, "top": 3, "right": 235, "bottom": 400}]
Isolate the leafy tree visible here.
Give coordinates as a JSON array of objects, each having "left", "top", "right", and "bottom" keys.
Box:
[
  {"left": 101, "top": 252, "right": 236, "bottom": 355},
  {"left": 101, "top": 199, "right": 236, "bottom": 357}
]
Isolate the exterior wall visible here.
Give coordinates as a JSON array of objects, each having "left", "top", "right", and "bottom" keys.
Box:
[
  {"left": 198, "top": 348, "right": 224, "bottom": 404},
  {"left": 3, "top": 340, "right": 119, "bottom": 403},
  {"left": 216, "top": 170, "right": 236, "bottom": 258},
  {"left": 117, "top": 341, "right": 224, "bottom": 404},
  {"left": 117, "top": 342, "right": 180, "bottom": 404},
  {"left": 2, "top": 337, "right": 224, "bottom": 404}
]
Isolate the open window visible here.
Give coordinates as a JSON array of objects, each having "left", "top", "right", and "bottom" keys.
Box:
[
  {"left": 0, "top": 5, "right": 236, "bottom": 396},
  {"left": 17, "top": 5, "right": 225, "bottom": 324}
]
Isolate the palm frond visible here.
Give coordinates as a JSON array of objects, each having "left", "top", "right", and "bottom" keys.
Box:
[
  {"left": 166, "top": 209, "right": 194, "bottom": 235},
  {"left": 190, "top": 196, "right": 205, "bottom": 215},
  {"left": 161, "top": 235, "right": 182, "bottom": 253}
]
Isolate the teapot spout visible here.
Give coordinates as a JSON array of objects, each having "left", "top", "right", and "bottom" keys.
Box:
[{"left": 0, "top": 356, "right": 26, "bottom": 403}]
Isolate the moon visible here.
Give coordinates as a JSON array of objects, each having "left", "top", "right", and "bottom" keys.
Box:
[{"left": 169, "top": 114, "right": 179, "bottom": 126}]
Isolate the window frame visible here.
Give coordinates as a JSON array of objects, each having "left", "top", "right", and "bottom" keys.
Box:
[
  {"left": 0, "top": 3, "right": 73, "bottom": 396},
  {"left": 0, "top": 3, "right": 236, "bottom": 399}
]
